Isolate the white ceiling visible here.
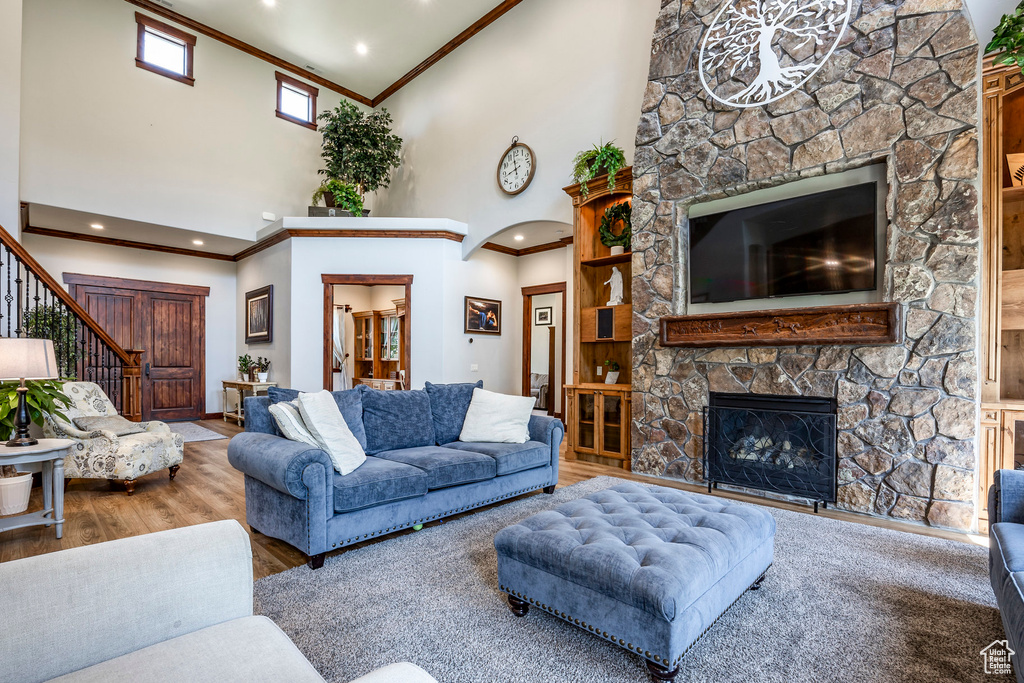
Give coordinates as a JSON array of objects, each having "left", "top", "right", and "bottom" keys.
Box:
[
  {"left": 26, "top": 204, "right": 255, "bottom": 256},
  {"left": 487, "top": 220, "right": 571, "bottom": 250},
  {"left": 159, "top": 0, "right": 505, "bottom": 99}
]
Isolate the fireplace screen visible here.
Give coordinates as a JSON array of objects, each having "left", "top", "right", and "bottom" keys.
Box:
[{"left": 704, "top": 392, "right": 837, "bottom": 506}]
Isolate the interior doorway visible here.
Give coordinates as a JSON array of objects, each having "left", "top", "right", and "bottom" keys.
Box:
[
  {"left": 322, "top": 275, "right": 413, "bottom": 391},
  {"left": 522, "top": 282, "right": 566, "bottom": 418},
  {"left": 64, "top": 273, "right": 208, "bottom": 421}
]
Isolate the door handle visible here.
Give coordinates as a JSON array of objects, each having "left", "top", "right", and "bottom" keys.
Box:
[{"left": 145, "top": 363, "right": 150, "bottom": 378}]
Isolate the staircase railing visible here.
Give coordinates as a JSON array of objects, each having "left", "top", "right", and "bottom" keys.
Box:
[{"left": 0, "top": 224, "right": 143, "bottom": 421}]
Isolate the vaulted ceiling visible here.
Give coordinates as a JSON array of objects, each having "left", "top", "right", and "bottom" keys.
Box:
[{"left": 128, "top": 0, "right": 522, "bottom": 105}]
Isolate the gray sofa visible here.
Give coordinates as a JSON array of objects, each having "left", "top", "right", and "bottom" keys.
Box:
[
  {"left": 0, "top": 520, "right": 438, "bottom": 683},
  {"left": 228, "top": 382, "right": 563, "bottom": 568},
  {"left": 989, "top": 469, "right": 1024, "bottom": 683}
]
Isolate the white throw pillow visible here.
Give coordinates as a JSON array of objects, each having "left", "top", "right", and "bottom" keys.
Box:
[
  {"left": 269, "top": 400, "right": 319, "bottom": 449},
  {"left": 458, "top": 388, "right": 535, "bottom": 444},
  {"left": 296, "top": 390, "right": 367, "bottom": 475}
]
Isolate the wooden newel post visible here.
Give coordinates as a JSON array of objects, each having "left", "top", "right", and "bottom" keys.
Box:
[{"left": 122, "top": 350, "right": 144, "bottom": 422}]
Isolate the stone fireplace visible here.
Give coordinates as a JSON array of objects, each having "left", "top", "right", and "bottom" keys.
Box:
[{"left": 630, "top": 0, "right": 981, "bottom": 530}]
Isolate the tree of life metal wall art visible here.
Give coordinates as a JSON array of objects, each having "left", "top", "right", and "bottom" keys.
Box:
[{"left": 698, "top": 0, "right": 852, "bottom": 108}]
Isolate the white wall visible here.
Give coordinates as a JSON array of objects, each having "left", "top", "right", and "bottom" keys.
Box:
[
  {"left": 0, "top": 0, "right": 22, "bottom": 240},
  {"left": 22, "top": 235, "right": 237, "bottom": 413},
  {"left": 19, "top": 0, "right": 354, "bottom": 241},
  {"left": 964, "top": 0, "right": 1020, "bottom": 46},
  {"left": 373, "top": 0, "right": 660, "bottom": 251},
  {"left": 236, "top": 239, "right": 292, "bottom": 388}
]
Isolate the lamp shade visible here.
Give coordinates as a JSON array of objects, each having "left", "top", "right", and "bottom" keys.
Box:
[{"left": 0, "top": 338, "right": 59, "bottom": 381}]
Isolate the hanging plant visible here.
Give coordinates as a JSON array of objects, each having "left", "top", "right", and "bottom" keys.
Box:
[
  {"left": 599, "top": 202, "right": 632, "bottom": 249},
  {"left": 987, "top": 2, "right": 1024, "bottom": 72},
  {"left": 571, "top": 141, "right": 626, "bottom": 198}
]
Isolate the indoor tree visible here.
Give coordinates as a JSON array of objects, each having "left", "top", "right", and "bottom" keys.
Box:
[{"left": 315, "top": 101, "right": 403, "bottom": 207}]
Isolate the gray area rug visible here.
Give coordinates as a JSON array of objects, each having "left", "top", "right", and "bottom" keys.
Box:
[
  {"left": 167, "top": 422, "right": 226, "bottom": 443},
  {"left": 254, "top": 477, "right": 1009, "bottom": 683}
]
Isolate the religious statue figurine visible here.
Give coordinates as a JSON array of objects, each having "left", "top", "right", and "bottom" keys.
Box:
[{"left": 604, "top": 266, "right": 624, "bottom": 306}]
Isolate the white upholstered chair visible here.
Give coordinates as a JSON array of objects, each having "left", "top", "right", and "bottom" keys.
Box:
[{"left": 42, "top": 381, "right": 184, "bottom": 495}]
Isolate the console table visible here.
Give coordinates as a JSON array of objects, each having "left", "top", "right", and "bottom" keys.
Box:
[
  {"left": 222, "top": 380, "right": 277, "bottom": 426},
  {"left": 0, "top": 439, "right": 74, "bottom": 539}
]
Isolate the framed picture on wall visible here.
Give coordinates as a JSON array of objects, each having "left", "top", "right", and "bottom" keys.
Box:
[
  {"left": 534, "top": 307, "right": 553, "bottom": 326},
  {"left": 464, "top": 296, "right": 501, "bottom": 335},
  {"left": 245, "top": 285, "right": 273, "bottom": 344}
]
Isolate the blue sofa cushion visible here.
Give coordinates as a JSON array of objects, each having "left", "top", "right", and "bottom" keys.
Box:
[
  {"left": 359, "top": 387, "right": 435, "bottom": 455},
  {"left": 332, "top": 456, "right": 428, "bottom": 513},
  {"left": 374, "top": 446, "right": 496, "bottom": 490},
  {"left": 267, "top": 387, "right": 367, "bottom": 451},
  {"left": 494, "top": 483, "right": 776, "bottom": 620},
  {"left": 994, "top": 523, "right": 1024, "bottom": 573},
  {"left": 424, "top": 381, "right": 482, "bottom": 445},
  {"left": 244, "top": 396, "right": 281, "bottom": 436},
  {"left": 443, "top": 441, "right": 549, "bottom": 476}
]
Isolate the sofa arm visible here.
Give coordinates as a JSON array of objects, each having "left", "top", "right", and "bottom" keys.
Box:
[
  {"left": 228, "top": 431, "right": 334, "bottom": 500},
  {"left": 991, "top": 469, "right": 1024, "bottom": 526},
  {"left": 529, "top": 414, "right": 564, "bottom": 448},
  {"left": 0, "top": 520, "right": 253, "bottom": 683}
]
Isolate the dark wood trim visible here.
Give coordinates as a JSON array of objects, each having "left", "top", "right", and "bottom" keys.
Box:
[
  {"left": 0, "top": 224, "right": 136, "bottom": 367},
  {"left": 481, "top": 237, "right": 572, "bottom": 258},
  {"left": 135, "top": 12, "right": 195, "bottom": 86},
  {"left": 322, "top": 275, "right": 414, "bottom": 390},
  {"left": 275, "top": 71, "right": 318, "bottom": 131},
  {"left": 659, "top": 302, "right": 904, "bottom": 348},
  {"left": 233, "top": 231, "right": 291, "bottom": 261},
  {"left": 125, "top": 0, "right": 373, "bottom": 106},
  {"left": 24, "top": 226, "right": 235, "bottom": 262},
  {"left": 521, "top": 282, "right": 567, "bottom": 418},
  {"left": 371, "top": 0, "right": 525, "bottom": 106},
  {"left": 63, "top": 273, "right": 211, "bottom": 297},
  {"left": 203, "top": 412, "right": 224, "bottom": 421}
]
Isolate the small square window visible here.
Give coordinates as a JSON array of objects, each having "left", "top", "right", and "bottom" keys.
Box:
[
  {"left": 135, "top": 13, "right": 196, "bottom": 86},
  {"left": 276, "top": 72, "right": 319, "bottom": 130}
]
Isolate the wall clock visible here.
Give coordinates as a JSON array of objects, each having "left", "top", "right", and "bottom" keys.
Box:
[{"left": 497, "top": 136, "right": 536, "bottom": 196}]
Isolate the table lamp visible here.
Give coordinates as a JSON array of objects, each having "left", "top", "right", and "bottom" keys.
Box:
[{"left": 0, "top": 338, "right": 59, "bottom": 447}]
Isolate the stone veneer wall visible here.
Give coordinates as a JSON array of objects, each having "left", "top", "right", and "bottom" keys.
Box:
[{"left": 631, "top": 0, "right": 981, "bottom": 530}]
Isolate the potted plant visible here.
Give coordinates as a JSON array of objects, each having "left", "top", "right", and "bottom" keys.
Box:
[
  {"left": 571, "top": 141, "right": 626, "bottom": 198},
  {"left": 603, "top": 360, "right": 620, "bottom": 385},
  {"left": 316, "top": 101, "right": 403, "bottom": 214},
  {"left": 238, "top": 354, "right": 254, "bottom": 382},
  {"left": 0, "top": 380, "right": 71, "bottom": 515},
  {"left": 311, "top": 178, "right": 364, "bottom": 215},
  {"left": 255, "top": 357, "right": 271, "bottom": 383},
  {"left": 987, "top": 2, "right": 1024, "bottom": 73},
  {"left": 599, "top": 201, "right": 632, "bottom": 256}
]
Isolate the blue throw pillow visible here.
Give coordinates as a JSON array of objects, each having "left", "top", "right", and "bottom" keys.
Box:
[
  {"left": 424, "top": 381, "right": 483, "bottom": 445},
  {"left": 267, "top": 386, "right": 367, "bottom": 451},
  {"left": 359, "top": 386, "right": 435, "bottom": 455}
]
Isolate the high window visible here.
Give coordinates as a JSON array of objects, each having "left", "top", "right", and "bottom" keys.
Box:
[
  {"left": 276, "top": 72, "right": 319, "bottom": 130},
  {"left": 135, "top": 13, "right": 196, "bottom": 86}
]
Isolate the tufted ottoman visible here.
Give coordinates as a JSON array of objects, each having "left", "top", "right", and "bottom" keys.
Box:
[{"left": 494, "top": 482, "right": 775, "bottom": 681}]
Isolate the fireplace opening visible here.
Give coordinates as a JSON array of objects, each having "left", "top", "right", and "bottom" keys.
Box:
[{"left": 704, "top": 392, "right": 837, "bottom": 510}]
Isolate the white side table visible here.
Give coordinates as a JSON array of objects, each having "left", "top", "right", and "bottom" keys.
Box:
[{"left": 0, "top": 439, "right": 74, "bottom": 539}]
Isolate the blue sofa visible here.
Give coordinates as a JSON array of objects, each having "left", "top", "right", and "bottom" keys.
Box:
[
  {"left": 228, "top": 383, "right": 563, "bottom": 569},
  {"left": 990, "top": 469, "right": 1024, "bottom": 682}
]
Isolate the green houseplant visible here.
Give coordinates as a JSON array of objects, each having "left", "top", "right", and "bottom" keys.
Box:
[
  {"left": 987, "top": 1, "right": 1024, "bottom": 72},
  {"left": 255, "top": 356, "right": 271, "bottom": 383},
  {"left": 571, "top": 141, "right": 627, "bottom": 198},
  {"left": 316, "top": 101, "right": 403, "bottom": 210},
  {"left": 0, "top": 380, "right": 71, "bottom": 514},
  {"left": 238, "top": 354, "right": 254, "bottom": 381},
  {"left": 311, "top": 178, "right": 364, "bottom": 215},
  {"left": 23, "top": 305, "right": 78, "bottom": 380}
]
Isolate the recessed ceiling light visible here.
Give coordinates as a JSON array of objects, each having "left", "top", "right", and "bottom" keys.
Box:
[
  {"left": 262, "top": 0, "right": 275, "bottom": 6},
  {"left": 356, "top": 43, "right": 369, "bottom": 56},
  {"left": 192, "top": 239, "right": 204, "bottom": 246},
  {"left": 90, "top": 223, "right": 104, "bottom": 230},
  {"left": 514, "top": 235, "right": 525, "bottom": 241}
]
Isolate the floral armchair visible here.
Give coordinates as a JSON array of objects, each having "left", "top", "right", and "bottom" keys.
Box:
[{"left": 42, "top": 382, "right": 184, "bottom": 495}]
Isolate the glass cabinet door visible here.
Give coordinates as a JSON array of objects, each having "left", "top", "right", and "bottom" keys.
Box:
[
  {"left": 389, "top": 317, "right": 400, "bottom": 360},
  {"left": 600, "top": 392, "right": 623, "bottom": 456},
  {"left": 363, "top": 318, "right": 373, "bottom": 360},
  {"left": 576, "top": 391, "right": 596, "bottom": 452}
]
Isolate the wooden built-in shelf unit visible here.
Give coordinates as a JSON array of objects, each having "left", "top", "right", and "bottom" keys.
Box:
[
  {"left": 979, "top": 58, "right": 1024, "bottom": 530},
  {"left": 351, "top": 300, "right": 407, "bottom": 390},
  {"left": 564, "top": 167, "right": 633, "bottom": 470}
]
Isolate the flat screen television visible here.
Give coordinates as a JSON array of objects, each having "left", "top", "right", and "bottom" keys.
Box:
[{"left": 688, "top": 182, "right": 877, "bottom": 305}]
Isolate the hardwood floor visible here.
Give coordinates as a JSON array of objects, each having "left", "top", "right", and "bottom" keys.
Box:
[{"left": 0, "top": 419, "right": 986, "bottom": 579}]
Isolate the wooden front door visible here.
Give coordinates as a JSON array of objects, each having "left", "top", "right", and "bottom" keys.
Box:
[{"left": 65, "top": 274, "right": 208, "bottom": 421}]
